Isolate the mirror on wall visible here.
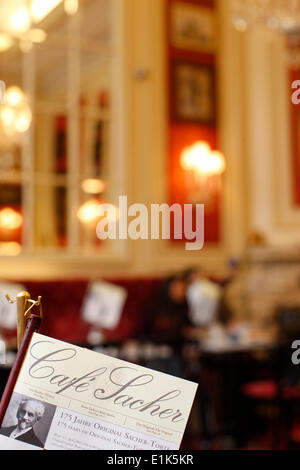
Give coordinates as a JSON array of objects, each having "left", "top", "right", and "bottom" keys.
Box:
[{"left": 0, "top": 0, "right": 112, "bottom": 256}]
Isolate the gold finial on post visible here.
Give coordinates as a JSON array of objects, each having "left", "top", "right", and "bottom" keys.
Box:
[
  {"left": 6, "top": 291, "right": 42, "bottom": 350},
  {"left": 0, "top": 293, "right": 43, "bottom": 426}
]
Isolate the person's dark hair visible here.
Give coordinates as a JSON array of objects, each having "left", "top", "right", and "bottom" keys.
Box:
[{"left": 155, "top": 275, "right": 187, "bottom": 306}]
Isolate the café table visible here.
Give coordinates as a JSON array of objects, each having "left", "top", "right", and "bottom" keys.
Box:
[{"left": 183, "top": 337, "right": 278, "bottom": 448}]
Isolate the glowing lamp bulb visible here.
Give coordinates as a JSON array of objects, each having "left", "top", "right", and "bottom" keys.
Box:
[
  {"left": 181, "top": 142, "right": 225, "bottom": 176},
  {"left": 0, "top": 33, "right": 13, "bottom": 52},
  {"left": 181, "top": 142, "right": 210, "bottom": 171},
  {"left": 81, "top": 179, "right": 106, "bottom": 195},
  {"left": 209, "top": 151, "right": 226, "bottom": 175},
  {"left": 0, "top": 208, "right": 23, "bottom": 230},
  {"left": 28, "top": 29, "right": 47, "bottom": 43},
  {"left": 15, "top": 109, "right": 32, "bottom": 133},
  {"left": 6, "top": 86, "right": 25, "bottom": 107},
  {"left": 64, "top": 0, "right": 79, "bottom": 15},
  {"left": 1, "top": 107, "right": 15, "bottom": 126},
  {"left": 9, "top": 7, "right": 31, "bottom": 34},
  {"left": 77, "top": 199, "right": 100, "bottom": 223}
]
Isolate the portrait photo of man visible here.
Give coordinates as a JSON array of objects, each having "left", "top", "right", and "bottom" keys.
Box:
[
  {"left": 0, "top": 398, "right": 45, "bottom": 447},
  {"left": 0, "top": 393, "right": 56, "bottom": 449}
]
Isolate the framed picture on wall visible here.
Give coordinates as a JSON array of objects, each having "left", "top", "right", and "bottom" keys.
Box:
[
  {"left": 170, "top": 1, "right": 216, "bottom": 53},
  {"left": 171, "top": 61, "right": 216, "bottom": 124}
]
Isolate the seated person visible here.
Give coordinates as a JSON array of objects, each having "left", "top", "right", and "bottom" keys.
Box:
[
  {"left": 142, "top": 275, "right": 192, "bottom": 377},
  {"left": 143, "top": 275, "right": 191, "bottom": 348}
]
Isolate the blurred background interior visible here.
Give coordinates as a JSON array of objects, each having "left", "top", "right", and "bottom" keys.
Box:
[{"left": 1, "top": 0, "right": 300, "bottom": 450}]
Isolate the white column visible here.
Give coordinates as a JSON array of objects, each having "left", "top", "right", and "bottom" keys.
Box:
[
  {"left": 244, "top": 29, "right": 275, "bottom": 239},
  {"left": 67, "top": 10, "right": 81, "bottom": 250},
  {"left": 218, "top": 0, "right": 248, "bottom": 257},
  {"left": 22, "top": 48, "right": 35, "bottom": 250}
]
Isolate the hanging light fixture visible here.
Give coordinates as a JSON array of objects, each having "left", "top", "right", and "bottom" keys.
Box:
[
  {"left": 0, "top": 0, "right": 73, "bottom": 54},
  {"left": 0, "top": 85, "right": 32, "bottom": 140},
  {"left": 0, "top": 0, "right": 81, "bottom": 55}
]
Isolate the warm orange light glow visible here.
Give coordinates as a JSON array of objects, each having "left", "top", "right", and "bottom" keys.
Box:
[
  {"left": 0, "top": 208, "right": 23, "bottom": 230},
  {"left": 181, "top": 142, "right": 225, "bottom": 177},
  {"left": 31, "top": 0, "right": 62, "bottom": 22},
  {"left": 64, "top": 0, "right": 79, "bottom": 16},
  {"left": 77, "top": 199, "right": 101, "bottom": 224},
  {"left": 15, "top": 108, "right": 32, "bottom": 132},
  {"left": 209, "top": 150, "right": 226, "bottom": 175},
  {"left": 0, "top": 107, "right": 15, "bottom": 128},
  {"left": 6, "top": 86, "right": 24, "bottom": 107},
  {"left": 81, "top": 179, "right": 106, "bottom": 195},
  {"left": 0, "top": 1, "right": 60, "bottom": 54},
  {"left": 9, "top": 6, "right": 31, "bottom": 34},
  {"left": 0, "top": 33, "right": 13, "bottom": 52},
  {"left": 78, "top": 199, "right": 119, "bottom": 225},
  {"left": 0, "top": 86, "right": 32, "bottom": 136},
  {"left": 28, "top": 28, "right": 47, "bottom": 43},
  {"left": 181, "top": 142, "right": 210, "bottom": 171}
]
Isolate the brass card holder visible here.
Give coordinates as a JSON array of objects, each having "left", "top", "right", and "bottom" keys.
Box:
[
  {"left": 0, "top": 291, "right": 43, "bottom": 425},
  {"left": 6, "top": 291, "right": 42, "bottom": 349}
]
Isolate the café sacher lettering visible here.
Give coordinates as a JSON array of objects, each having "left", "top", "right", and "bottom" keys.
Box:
[{"left": 28, "top": 341, "right": 184, "bottom": 423}]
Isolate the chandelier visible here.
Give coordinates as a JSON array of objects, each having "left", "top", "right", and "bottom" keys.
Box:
[{"left": 0, "top": 0, "right": 79, "bottom": 53}]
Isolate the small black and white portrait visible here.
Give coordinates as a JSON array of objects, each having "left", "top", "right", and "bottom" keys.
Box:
[{"left": 0, "top": 393, "right": 56, "bottom": 448}]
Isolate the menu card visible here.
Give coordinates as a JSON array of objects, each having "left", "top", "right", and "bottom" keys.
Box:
[{"left": 0, "top": 333, "right": 198, "bottom": 450}]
